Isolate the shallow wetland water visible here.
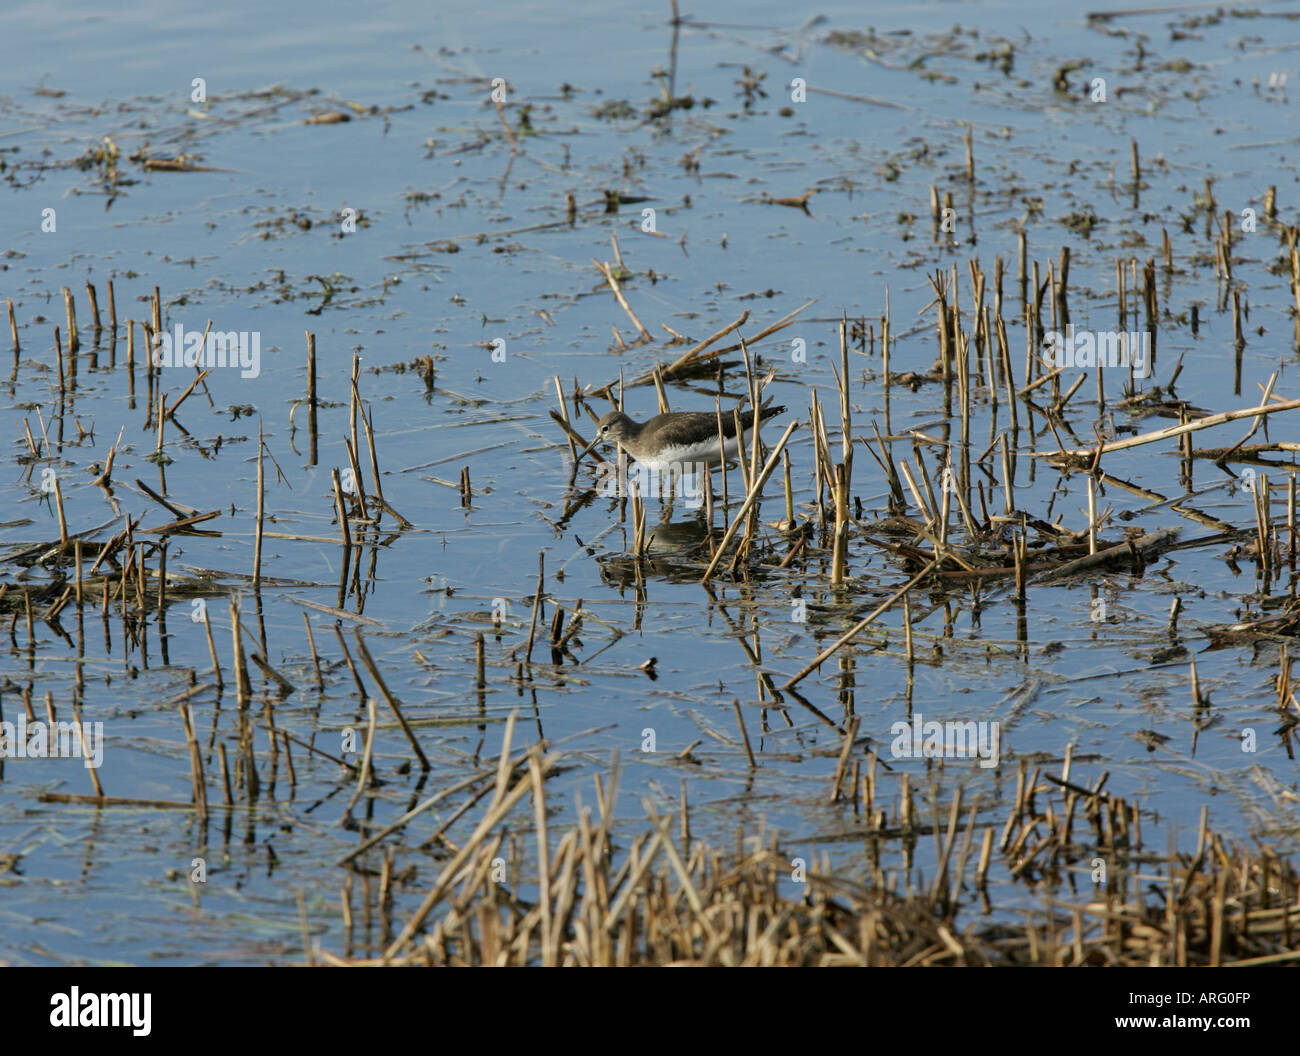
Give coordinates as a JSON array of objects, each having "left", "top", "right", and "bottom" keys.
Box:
[{"left": 2, "top": 1, "right": 1300, "bottom": 965}]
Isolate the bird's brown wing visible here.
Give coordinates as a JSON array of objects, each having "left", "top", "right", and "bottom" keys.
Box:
[{"left": 644, "top": 406, "right": 785, "bottom": 446}]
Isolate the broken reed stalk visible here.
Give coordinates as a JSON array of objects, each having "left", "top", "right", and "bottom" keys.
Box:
[
  {"left": 740, "top": 337, "right": 761, "bottom": 520},
  {"left": 52, "top": 475, "right": 69, "bottom": 545},
  {"left": 253, "top": 423, "right": 265, "bottom": 590},
  {"left": 306, "top": 331, "right": 318, "bottom": 463},
  {"left": 898, "top": 458, "right": 934, "bottom": 528},
  {"left": 165, "top": 366, "right": 210, "bottom": 420},
  {"left": 331, "top": 468, "right": 352, "bottom": 551},
  {"left": 493, "top": 91, "right": 517, "bottom": 153},
  {"left": 1087, "top": 475, "right": 1097, "bottom": 555},
  {"left": 333, "top": 627, "right": 368, "bottom": 698},
  {"left": 1000, "top": 433, "right": 1015, "bottom": 515},
  {"left": 629, "top": 482, "right": 647, "bottom": 556},
  {"left": 782, "top": 448, "right": 794, "bottom": 526},
  {"left": 590, "top": 301, "right": 814, "bottom": 400},
  {"left": 700, "top": 420, "right": 799, "bottom": 582},
  {"left": 703, "top": 465, "right": 716, "bottom": 545},
  {"left": 1289, "top": 473, "right": 1297, "bottom": 571},
  {"left": 349, "top": 354, "right": 362, "bottom": 501},
  {"left": 229, "top": 597, "right": 252, "bottom": 707},
  {"left": 809, "top": 391, "right": 831, "bottom": 525},
  {"left": 1042, "top": 398, "right": 1300, "bottom": 460},
  {"left": 302, "top": 613, "right": 324, "bottom": 688},
  {"left": 525, "top": 551, "right": 545, "bottom": 664},
  {"left": 364, "top": 410, "right": 409, "bottom": 525},
  {"left": 1254, "top": 474, "right": 1271, "bottom": 583},
  {"left": 996, "top": 314, "right": 1018, "bottom": 433},
  {"left": 831, "top": 462, "right": 849, "bottom": 586},
  {"left": 73, "top": 707, "right": 104, "bottom": 799},
  {"left": 553, "top": 375, "right": 578, "bottom": 463},
  {"left": 731, "top": 407, "right": 751, "bottom": 494},
  {"left": 348, "top": 378, "right": 385, "bottom": 511},
  {"left": 281, "top": 731, "right": 296, "bottom": 787},
  {"left": 831, "top": 318, "right": 853, "bottom": 585},
  {"left": 593, "top": 259, "right": 653, "bottom": 343},
  {"left": 1031, "top": 528, "right": 1178, "bottom": 584},
  {"left": 180, "top": 703, "right": 208, "bottom": 821},
  {"left": 155, "top": 385, "right": 166, "bottom": 457},
  {"left": 86, "top": 282, "right": 101, "bottom": 332},
  {"left": 714, "top": 403, "right": 730, "bottom": 511},
  {"left": 732, "top": 699, "right": 756, "bottom": 768},
  {"left": 151, "top": 286, "right": 162, "bottom": 351},
  {"left": 902, "top": 588, "right": 914, "bottom": 668},
  {"left": 203, "top": 602, "right": 223, "bottom": 690},
  {"left": 651, "top": 363, "right": 671, "bottom": 414},
  {"left": 217, "top": 742, "right": 233, "bottom": 805},
  {"left": 829, "top": 715, "right": 860, "bottom": 803},
  {"left": 783, "top": 559, "right": 938, "bottom": 690},
  {"left": 530, "top": 751, "right": 556, "bottom": 965},
  {"left": 651, "top": 310, "right": 750, "bottom": 384},
  {"left": 343, "top": 436, "right": 369, "bottom": 522},
  {"left": 54, "top": 325, "right": 65, "bottom": 403},
  {"left": 126, "top": 320, "right": 136, "bottom": 398},
  {"left": 352, "top": 630, "right": 431, "bottom": 771},
  {"left": 63, "top": 287, "right": 79, "bottom": 354},
  {"left": 343, "top": 694, "right": 379, "bottom": 817}
]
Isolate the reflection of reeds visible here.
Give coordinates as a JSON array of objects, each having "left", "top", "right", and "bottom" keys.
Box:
[
  {"left": 253, "top": 423, "right": 265, "bottom": 589},
  {"left": 7, "top": 298, "right": 18, "bottom": 355},
  {"left": 306, "top": 330, "right": 318, "bottom": 464}
]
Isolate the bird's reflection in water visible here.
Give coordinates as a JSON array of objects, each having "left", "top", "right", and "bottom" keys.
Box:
[{"left": 596, "top": 515, "right": 713, "bottom": 587}]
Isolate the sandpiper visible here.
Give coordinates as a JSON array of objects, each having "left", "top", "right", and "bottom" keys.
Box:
[{"left": 575, "top": 403, "right": 786, "bottom": 472}]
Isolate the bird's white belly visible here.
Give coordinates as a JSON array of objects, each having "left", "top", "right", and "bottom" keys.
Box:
[{"left": 633, "top": 432, "right": 748, "bottom": 472}]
